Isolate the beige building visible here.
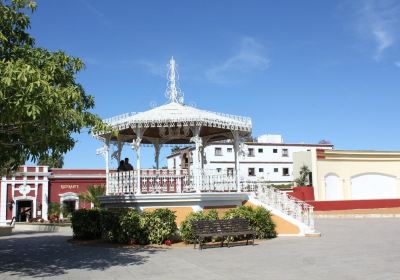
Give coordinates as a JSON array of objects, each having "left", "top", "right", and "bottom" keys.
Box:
[{"left": 293, "top": 149, "right": 400, "bottom": 201}]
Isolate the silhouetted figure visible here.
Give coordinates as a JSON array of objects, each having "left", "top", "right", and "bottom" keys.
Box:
[
  {"left": 117, "top": 160, "right": 125, "bottom": 172},
  {"left": 124, "top": 158, "right": 133, "bottom": 171}
]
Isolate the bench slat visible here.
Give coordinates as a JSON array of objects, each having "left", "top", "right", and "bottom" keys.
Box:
[{"left": 191, "top": 218, "right": 256, "bottom": 249}]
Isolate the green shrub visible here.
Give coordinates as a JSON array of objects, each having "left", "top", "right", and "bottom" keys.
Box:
[
  {"left": 100, "top": 210, "right": 123, "bottom": 243},
  {"left": 223, "top": 206, "right": 276, "bottom": 239},
  {"left": 141, "top": 209, "right": 177, "bottom": 245},
  {"left": 120, "top": 209, "right": 145, "bottom": 244},
  {"left": 180, "top": 210, "right": 219, "bottom": 243},
  {"left": 71, "top": 209, "right": 103, "bottom": 239}
]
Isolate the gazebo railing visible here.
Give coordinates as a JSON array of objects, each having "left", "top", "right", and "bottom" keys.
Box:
[
  {"left": 242, "top": 180, "right": 314, "bottom": 230},
  {"left": 199, "top": 170, "right": 237, "bottom": 192},
  {"left": 108, "top": 170, "right": 192, "bottom": 194},
  {"left": 107, "top": 169, "right": 238, "bottom": 194}
]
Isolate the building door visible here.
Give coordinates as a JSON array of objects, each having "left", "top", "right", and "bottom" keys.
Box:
[
  {"left": 16, "top": 200, "right": 33, "bottom": 222},
  {"left": 324, "top": 174, "right": 342, "bottom": 200},
  {"left": 62, "top": 200, "right": 76, "bottom": 218}
]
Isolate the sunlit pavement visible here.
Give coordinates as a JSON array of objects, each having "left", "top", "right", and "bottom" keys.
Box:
[{"left": 1, "top": 218, "right": 400, "bottom": 280}]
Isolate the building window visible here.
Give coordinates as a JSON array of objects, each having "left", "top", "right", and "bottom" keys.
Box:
[
  {"left": 227, "top": 147, "right": 233, "bottom": 153},
  {"left": 248, "top": 168, "right": 255, "bottom": 176},
  {"left": 173, "top": 159, "right": 176, "bottom": 169},
  {"left": 217, "top": 168, "right": 222, "bottom": 173},
  {"left": 227, "top": 168, "right": 234, "bottom": 176},
  {"left": 215, "top": 147, "right": 222, "bottom": 156},
  {"left": 248, "top": 148, "right": 255, "bottom": 157},
  {"left": 258, "top": 148, "right": 263, "bottom": 153},
  {"left": 273, "top": 148, "right": 278, "bottom": 153},
  {"left": 282, "top": 168, "right": 289, "bottom": 176},
  {"left": 282, "top": 148, "right": 289, "bottom": 157},
  {"left": 274, "top": 168, "right": 278, "bottom": 172},
  {"left": 259, "top": 168, "right": 264, "bottom": 173}
]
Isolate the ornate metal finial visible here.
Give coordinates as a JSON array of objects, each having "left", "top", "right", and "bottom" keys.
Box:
[{"left": 166, "top": 57, "right": 184, "bottom": 104}]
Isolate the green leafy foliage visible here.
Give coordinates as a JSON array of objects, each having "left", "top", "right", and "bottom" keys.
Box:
[
  {"left": 47, "top": 202, "right": 62, "bottom": 217},
  {"left": 78, "top": 185, "right": 106, "bottom": 209},
  {"left": 180, "top": 210, "right": 219, "bottom": 243},
  {"left": 270, "top": 183, "right": 293, "bottom": 190},
  {"left": 223, "top": 206, "right": 277, "bottom": 239},
  {"left": 294, "top": 165, "right": 311, "bottom": 186},
  {"left": 99, "top": 209, "right": 124, "bottom": 243},
  {"left": 0, "top": 0, "right": 107, "bottom": 175},
  {"left": 141, "top": 209, "right": 178, "bottom": 245},
  {"left": 71, "top": 208, "right": 178, "bottom": 245},
  {"left": 36, "top": 151, "right": 64, "bottom": 168},
  {"left": 70, "top": 209, "right": 103, "bottom": 240}
]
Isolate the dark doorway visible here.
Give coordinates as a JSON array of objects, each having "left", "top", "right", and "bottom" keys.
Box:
[
  {"left": 62, "top": 200, "right": 76, "bottom": 218},
  {"left": 16, "top": 200, "right": 33, "bottom": 222}
]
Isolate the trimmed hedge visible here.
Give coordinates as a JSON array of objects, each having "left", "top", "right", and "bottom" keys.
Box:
[
  {"left": 72, "top": 206, "right": 276, "bottom": 244},
  {"left": 71, "top": 209, "right": 103, "bottom": 240},
  {"left": 223, "top": 206, "right": 277, "bottom": 239},
  {"left": 71, "top": 208, "right": 177, "bottom": 245}
]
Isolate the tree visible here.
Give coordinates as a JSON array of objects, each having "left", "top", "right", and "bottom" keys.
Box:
[
  {"left": 36, "top": 151, "right": 64, "bottom": 168},
  {"left": 78, "top": 185, "right": 106, "bottom": 209},
  {"left": 0, "top": 0, "right": 106, "bottom": 175},
  {"left": 294, "top": 165, "right": 311, "bottom": 186},
  {"left": 171, "top": 145, "right": 180, "bottom": 154}
]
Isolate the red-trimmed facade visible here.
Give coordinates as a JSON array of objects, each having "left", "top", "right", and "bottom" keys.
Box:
[
  {"left": 0, "top": 166, "right": 105, "bottom": 225},
  {"left": 288, "top": 186, "right": 400, "bottom": 211}
]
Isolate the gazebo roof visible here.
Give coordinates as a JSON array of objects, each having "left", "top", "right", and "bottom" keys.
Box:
[
  {"left": 96, "top": 57, "right": 252, "bottom": 144},
  {"left": 103, "top": 102, "right": 252, "bottom": 132}
]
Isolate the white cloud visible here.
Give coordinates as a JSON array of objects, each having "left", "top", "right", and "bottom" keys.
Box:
[
  {"left": 357, "top": 0, "right": 399, "bottom": 60},
  {"left": 80, "top": 0, "right": 112, "bottom": 28},
  {"left": 205, "top": 37, "right": 270, "bottom": 84}
]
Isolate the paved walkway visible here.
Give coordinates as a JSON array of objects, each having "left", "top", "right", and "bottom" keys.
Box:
[{"left": 1, "top": 219, "right": 400, "bottom": 279}]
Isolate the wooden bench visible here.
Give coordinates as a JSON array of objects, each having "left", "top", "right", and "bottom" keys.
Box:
[{"left": 191, "top": 218, "right": 256, "bottom": 250}]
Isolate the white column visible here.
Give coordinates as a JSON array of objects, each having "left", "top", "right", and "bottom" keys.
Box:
[
  {"left": 154, "top": 142, "right": 161, "bottom": 169},
  {"left": 136, "top": 144, "right": 141, "bottom": 194},
  {"left": 96, "top": 143, "right": 110, "bottom": 195},
  {"left": 42, "top": 179, "right": 49, "bottom": 221},
  {"left": 0, "top": 180, "right": 7, "bottom": 225},
  {"left": 233, "top": 131, "right": 241, "bottom": 193},
  {"left": 190, "top": 127, "right": 202, "bottom": 193},
  {"left": 105, "top": 146, "right": 109, "bottom": 194},
  {"left": 133, "top": 128, "right": 143, "bottom": 195}
]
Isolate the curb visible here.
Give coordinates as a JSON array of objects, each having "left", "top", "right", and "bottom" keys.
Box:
[{"left": 315, "top": 214, "right": 400, "bottom": 219}]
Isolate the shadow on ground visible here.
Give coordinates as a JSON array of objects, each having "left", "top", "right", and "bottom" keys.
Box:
[{"left": 0, "top": 234, "right": 163, "bottom": 278}]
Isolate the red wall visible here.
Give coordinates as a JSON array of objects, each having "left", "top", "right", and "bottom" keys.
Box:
[
  {"left": 287, "top": 187, "right": 315, "bottom": 201},
  {"left": 288, "top": 186, "right": 400, "bottom": 211},
  {"left": 49, "top": 178, "right": 105, "bottom": 209}
]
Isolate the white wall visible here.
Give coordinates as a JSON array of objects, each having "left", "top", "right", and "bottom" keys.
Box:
[
  {"left": 168, "top": 143, "right": 332, "bottom": 184},
  {"left": 351, "top": 174, "right": 396, "bottom": 199}
]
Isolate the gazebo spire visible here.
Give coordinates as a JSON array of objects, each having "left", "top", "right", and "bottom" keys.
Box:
[{"left": 166, "top": 56, "right": 184, "bottom": 104}]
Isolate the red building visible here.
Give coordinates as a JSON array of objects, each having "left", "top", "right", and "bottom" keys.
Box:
[{"left": 0, "top": 166, "right": 105, "bottom": 224}]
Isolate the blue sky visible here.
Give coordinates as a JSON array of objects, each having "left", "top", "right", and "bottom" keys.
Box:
[{"left": 29, "top": 0, "right": 400, "bottom": 168}]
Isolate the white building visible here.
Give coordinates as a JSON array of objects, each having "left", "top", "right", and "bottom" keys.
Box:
[{"left": 167, "top": 134, "right": 333, "bottom": 184}]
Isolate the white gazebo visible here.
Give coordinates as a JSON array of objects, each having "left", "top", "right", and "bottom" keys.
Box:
[
  {"left": 93, "top": 58, "right": 316, "bottom": 236},
  {"left": 95, "top": 57, "right": 252, "bottom": 195}
]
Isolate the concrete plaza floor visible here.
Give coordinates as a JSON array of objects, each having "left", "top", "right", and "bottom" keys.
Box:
[{"left": 0, "top": 218, "right": 399, "bottom": 280}]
